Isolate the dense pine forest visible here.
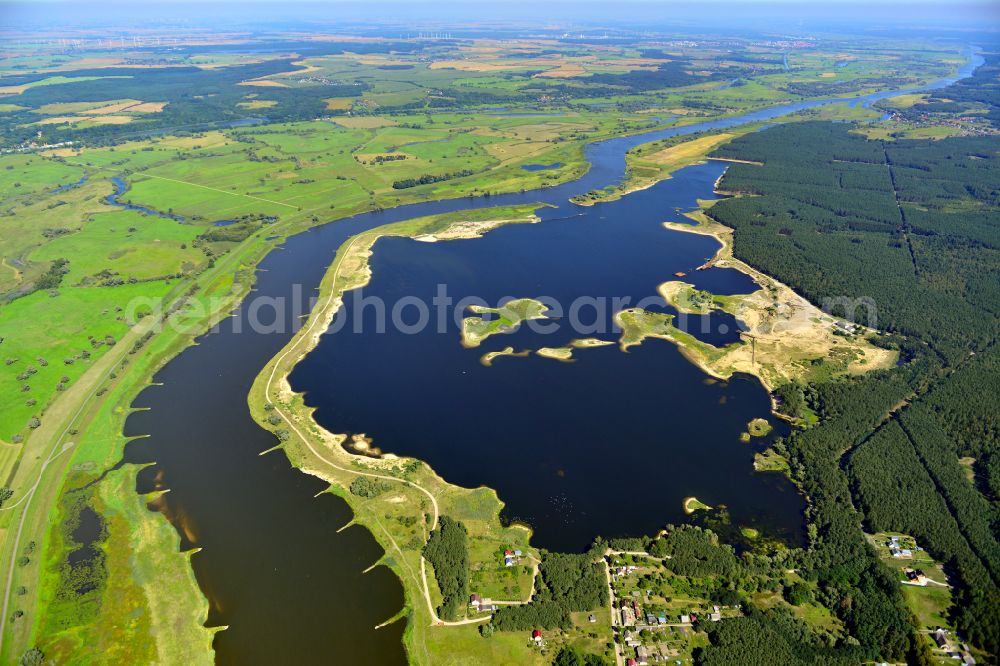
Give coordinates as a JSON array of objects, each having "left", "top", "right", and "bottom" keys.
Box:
[
  {"left": 700, "top": 116, "right": 1000, "bottom": 660},
  {"left": 711, "top": 122, "right": 998, "bottom": 359}
]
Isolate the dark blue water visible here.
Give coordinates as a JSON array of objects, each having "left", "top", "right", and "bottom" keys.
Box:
[
  {"left": 106, "top": 177, "right": 185, "bottom": 220},
  {"left": 521, "top": 162, "right": 562, "bottom": 171},
  {"left": 51, "top": 175, "right": 88, "bottom": 194},
  {"left": 228, "top": 117, "right": 267, "bottom": 128},
  {"left": 107, "top": 177, "right": 242, "bottom": 227},
  {"left": 290, "top": 162, "right": 798, "bottom": 551},
  {"left": 120, "top": 48, "right": 981, "bottom": 663}
]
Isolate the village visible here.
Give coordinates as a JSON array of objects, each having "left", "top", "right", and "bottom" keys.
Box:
[
  {"left": 604, "top": 551, "right": 737, "bottom": 666},
  {"left": 461, "top": 545, "right": 725, "bottom": 664},
  {"left": 453, "top": 531, "right": 984, "bottom": 666},
  {"left": 870, "top": 533, "right": 980, "bottom": 666}
]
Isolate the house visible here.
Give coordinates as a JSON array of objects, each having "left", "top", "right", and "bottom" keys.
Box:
[
  {"left": 962, "top": 652, "right": 977, "bottom": 665},
  {"left": 588, "top": 614, "right": 596, "bottom": 623},
  {"left": 679, "top": 614, "right": 690, "bottom": 624},
  {"left": 505, "top": 556, "right": 515, "bottom": 567},
  {"left": 889, "top": 539, "right": 913, "bottom": 558},
  {"left": 710, "top": 611, "right": 722, "bottom": 622},
  {"left": 626, "top": 659, "right": 637, "bottom": 666},
  {"left": 906, "top": 569, "right": 927, "bottom": 585},
  {"left": 532, "top": 629, "right": 543, "bottom": 644},
  {"left": 479, "top": 603, "right": 496, "bottom": 613},
  {"left": 636, "top": 645, "right": 649, "bottom": 665},
  {"left": 657, "top": 615, "right": 667, "bottom": 625},
  {"left": 469, "top": 593, "right": 482, "bottom": 608},
  {"left": 514, "top": 549, "right": 522, "bottom": 557},
  {"left": 933, "top": 628, "right": 949, "bottom": 648}
]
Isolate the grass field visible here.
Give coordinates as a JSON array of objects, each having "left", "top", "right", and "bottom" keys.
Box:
[
  {"left": 28, "top": 210, "right": 203, "bottom": 283},
  {"left": 1, "top": 205, "right": 269, "bottom": 662},
  {"left": 0, "top": 281, "right": 176, "bottom": 440},
  {"left": 866, "top": 532, "right": 980, "bottom": 664}
]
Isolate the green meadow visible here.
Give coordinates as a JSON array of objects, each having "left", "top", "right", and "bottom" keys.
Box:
[
  {"left": 29, "top": 210, "right": 203, "bottom": 283},
  {"left": 0, "top": 155, "right": 85, "bottom": 201},
  {"left": 0, "top": 280, "right": 174, "bottom": 442}
]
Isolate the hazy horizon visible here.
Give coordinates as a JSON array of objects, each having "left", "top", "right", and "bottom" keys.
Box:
[{"left": 1, "top": 1, "right": 998, "bottom": 34}]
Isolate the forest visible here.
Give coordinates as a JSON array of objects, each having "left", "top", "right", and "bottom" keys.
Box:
[
  {"left": 0, "top": 58, "right": 366, "bottom": 147},
  {"left": 711, "top": 122, "right": 999, "bottom": 362},
  {"left": 697, "top": 606, "right": 859, "bottom": 666},
  {"left": 422, "top": 516, "right": 470, "bottom": 622},
  {"left": 0, "top": 39, "right": 444, "bottom": 148},
  {"left": 705, "top": 120, "right": 1000, "bottom": 659}
]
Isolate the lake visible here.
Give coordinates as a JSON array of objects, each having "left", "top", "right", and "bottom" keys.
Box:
[
  {"left": 121, "top": 48, "right": 980, "bottom": 663},
  {"left": 289, "top": 161, "right": 803, "bottom": 552}
]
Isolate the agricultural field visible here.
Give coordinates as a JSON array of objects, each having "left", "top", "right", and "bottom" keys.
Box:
[
  {"left": 0, "top": 108, "right": 636, "bottom": 451},
  {"left": 0, "top": 33, "right": 961, "bottom": 150}
]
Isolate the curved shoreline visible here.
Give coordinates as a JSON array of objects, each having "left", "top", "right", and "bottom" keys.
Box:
[
  {"left": 248, "top": 209, "right": 544, "bottom": 661},
  {"left": 244, "top": 49, "right": 981, "bottom": 659},
  {"left": 33, "top": 46, "right": 968, "bottom": 664}
]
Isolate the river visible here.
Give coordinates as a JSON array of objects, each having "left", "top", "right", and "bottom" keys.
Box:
[{"left": 121, "top": 48, "right": 981, "bottom": 664}]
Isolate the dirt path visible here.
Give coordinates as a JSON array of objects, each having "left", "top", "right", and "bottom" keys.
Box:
[
  {"left": 263, "top": 233, "right": 484, "bottom": 627},
  {"left": 0, "top": 313, "right": 160, "bottom": 654},
  {"left": 603, "top": 557, "right": 624, "bottom": 666}
]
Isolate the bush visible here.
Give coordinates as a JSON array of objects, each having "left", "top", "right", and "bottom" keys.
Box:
[
  {"left": 349, "top": 476, "right": 391, "bottom": 498},
  {"left": 784, "top": 582, "right": 811, "bottom": 606},
  {"left": 19, "top": 648, "right": 44, "bottom": 666}
]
